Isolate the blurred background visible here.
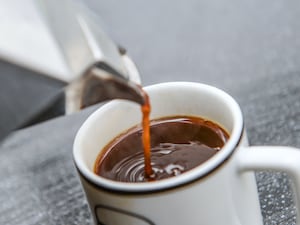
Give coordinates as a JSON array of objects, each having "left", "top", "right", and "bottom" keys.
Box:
[
  {"left": 2, "top": 0, "right": 300, "bottom": 140},
  {"left": 1, "top": 1, "right": 300, "bottom": 224}
]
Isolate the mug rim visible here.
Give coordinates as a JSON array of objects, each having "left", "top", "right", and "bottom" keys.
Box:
[{"left": 73, "top": 82, "right": 244, "bottom": 194}]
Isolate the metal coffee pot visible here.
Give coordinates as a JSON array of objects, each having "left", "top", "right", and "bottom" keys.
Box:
[
  {"left": 38, "top": 0, "right": 145, "bottom": 111},
  {"left": 0, "top": 0, "right": 144, "bottom": 139}
]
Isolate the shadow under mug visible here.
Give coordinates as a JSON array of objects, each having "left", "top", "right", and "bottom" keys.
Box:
[{"left": 73, "top": 82, "right": 300, "bottom": 225}]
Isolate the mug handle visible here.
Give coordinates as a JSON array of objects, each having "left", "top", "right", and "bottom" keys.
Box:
[{"left": 237, "top": 146, "right": 300, "bottom": 224}]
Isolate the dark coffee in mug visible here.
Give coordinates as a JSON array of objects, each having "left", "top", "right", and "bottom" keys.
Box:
[{"left": 94, "top": 116, "right": 229, "bottom": 182}]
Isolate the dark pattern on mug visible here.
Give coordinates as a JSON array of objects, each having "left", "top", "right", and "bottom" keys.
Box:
[{"left": 95, "top": 205, "right": 156, "bottom": 225}]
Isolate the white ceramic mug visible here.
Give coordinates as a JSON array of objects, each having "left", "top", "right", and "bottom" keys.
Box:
[{"left": 73, "top": 82, "right": 300, "bottom": 225}]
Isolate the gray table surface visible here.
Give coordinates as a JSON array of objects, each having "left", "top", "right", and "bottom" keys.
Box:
[{"left": 1, "top": 0, "right": 300, "bottom": 224}]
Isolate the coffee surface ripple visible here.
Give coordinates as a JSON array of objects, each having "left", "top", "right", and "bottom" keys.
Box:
[{"left": 94, "top": 116, "right": 229, "bottom": 182}]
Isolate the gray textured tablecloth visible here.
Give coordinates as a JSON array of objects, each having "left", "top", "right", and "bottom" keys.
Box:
[{"left": 1, "top": 0, "right": 300, "bottom": 224}]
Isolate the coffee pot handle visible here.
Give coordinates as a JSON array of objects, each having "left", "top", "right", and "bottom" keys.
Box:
[{"left": 237, "top": 146, "right": 300, "bottom": 225}]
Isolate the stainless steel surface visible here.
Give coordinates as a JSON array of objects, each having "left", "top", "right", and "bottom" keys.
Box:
[
  {"left": 0, "top": 0, "right": 145, "bottom": 139},
  {"left": 38, "top": 0, "right": 145, "bottom": 107},
  {"left": 37, "top": 0, "right": 128, "bottom": 82},
  {"left": 65, "top": 48, "right": 143, "bottom": 113},
  {"left": 1, "top": 0, "right": 300, "bottom": 224},
  {"left": 66, "top": 66, "right": 144, "bottom": 112},
  {"left": 0, "top": 0, "right": 69, "bottom": 81}
]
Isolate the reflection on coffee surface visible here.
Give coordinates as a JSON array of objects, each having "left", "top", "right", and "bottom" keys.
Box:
[{"left": 94, "top": 116, "right": 229, "bottom": 182}]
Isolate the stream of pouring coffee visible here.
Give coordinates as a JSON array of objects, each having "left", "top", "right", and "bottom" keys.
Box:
[{"left": 140, "top": 89, "right": 154, "bottom": 179}]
